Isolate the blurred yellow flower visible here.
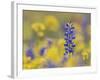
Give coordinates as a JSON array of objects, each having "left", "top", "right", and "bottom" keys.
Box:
[
  {"left": 23, "top": 54, "right": 33, "bottom": 69},
  {"left": 81, "top": 49, "right": 90, "bottom": 61},
  {"left": 23, "top": 57, "right": 47, "bottom": 69},
  {"left": 32, "top": 22, "right": 46, "bottom": 32},
  {"left": 31, "top": 57, "right": 46, "bottom": 68},
  {"left": 75, "top": 42, "right": 85, "bottom": 53},
  {"left": 44, "top": 16, "right": 59, "bottom": 31},
  {"left": 45, "top": 45, "right": 61, "bottom": 63},
  {"left": 23, "top": 53, "right": 31, "bottom": 64},
  {"left": 74, "top": 34, "right": 85, "bottom": 53},
  {"left": 65, "top": 56, "right": 79, "bottom": 67},
  {"left": 23, "top": 63, "right": 32, "bottom": 69},
  {"left": 32, "top": 22, "right": 46, "bottom": 37}
]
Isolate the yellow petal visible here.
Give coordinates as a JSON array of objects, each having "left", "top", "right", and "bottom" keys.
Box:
[{"left": 32, "top": 22, "right": 46, "bottom": 32}]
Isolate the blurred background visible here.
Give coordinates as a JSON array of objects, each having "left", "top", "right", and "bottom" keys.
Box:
[{"left": 23, "top": 10, "right": 91, "bottom": 69}]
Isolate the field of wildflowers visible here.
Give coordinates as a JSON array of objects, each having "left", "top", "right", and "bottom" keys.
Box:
[{"left": 23, "top": 10, "right": 91, "bottom": 69}]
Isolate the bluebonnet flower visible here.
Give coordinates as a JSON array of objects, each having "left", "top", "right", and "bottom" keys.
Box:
[
  {"left": 40, "top": 47, "right": 46, "bottom": 56},
  {"left": 26, "top": 48, "right": 35, "bottom": 60},
  {"left": 47, "top": 38, "right": 52, "bottom": 47},
  {"left": 26, "top": 39, "right": 35, "bottom": 60},
  {"left": 64, "top": 23, "right": 76, "bottom": 55}
]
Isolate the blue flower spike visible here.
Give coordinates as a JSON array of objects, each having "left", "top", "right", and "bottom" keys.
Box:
[{"left": 64, "top": 22, "right": 76, "bottom": 57}]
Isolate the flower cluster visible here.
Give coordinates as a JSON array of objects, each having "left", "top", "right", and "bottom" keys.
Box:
[
  {"left": 64, "top": 23, "right": 76, "bottom": 56},
  {"left": 31, "top": 16, "right": 59, "bottom": 38}
]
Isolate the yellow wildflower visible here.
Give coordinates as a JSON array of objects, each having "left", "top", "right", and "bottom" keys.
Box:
[
  {"left": 32, "top": 22, "right": 46, "bottom": 32},
  {"left": 23, "top": 63, "right": 33, "bottom": 69},
  {"left": 45, "top": 45, "right": 61, "bottom": 63},
  {"left": 23, "top": 53, "right": 31, "bottom": 64},
  {"left": 65, "top": 56, "right": 79, "bottom": 67},
  {"left": 75, "top": 42, "right": 85, "bottom": 53},
  {"left": 74, "top": 34, "right": 85, "bottom": 53},
  {"left": 32, "top": 22, "right": 46, "bottom": 37},
  {"left": 31, "top": 57, "right": 46, "bottom": 68},
  {"left": 44, "top": 16, "right": 59, "bottom": 31},
  {"left": 81, "top": 49, "right": 90, "bottom": 61}
]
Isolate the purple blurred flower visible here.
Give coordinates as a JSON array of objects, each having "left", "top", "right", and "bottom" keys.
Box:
[
  {"left": 47, "top": 60, "right": 57, "bottom": 68},
  {"left": 26, "top": 48, "right": 35, "bottom": 60},
  {"left": 40, "top": 47, "right": 46, "bottom": 56}
]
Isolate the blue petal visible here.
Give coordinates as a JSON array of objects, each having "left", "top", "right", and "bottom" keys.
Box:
[
  {"left": 68, "top": 48, "right": 73, "bottom": 53},
  {"left": 64, "top": 43, "right": 68, "bottom": 46},
  {"left": 72, "top": 43, "right": 76, "bottom": 47},
  {"left": 71, "top": 36, "right": 75, "bottom": 39},
  {"left": 68, "top": 40, "right": 72, "bottom": 44},
  {"left": 65, "top": 47, "right": 69, "bottom": 51}
]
